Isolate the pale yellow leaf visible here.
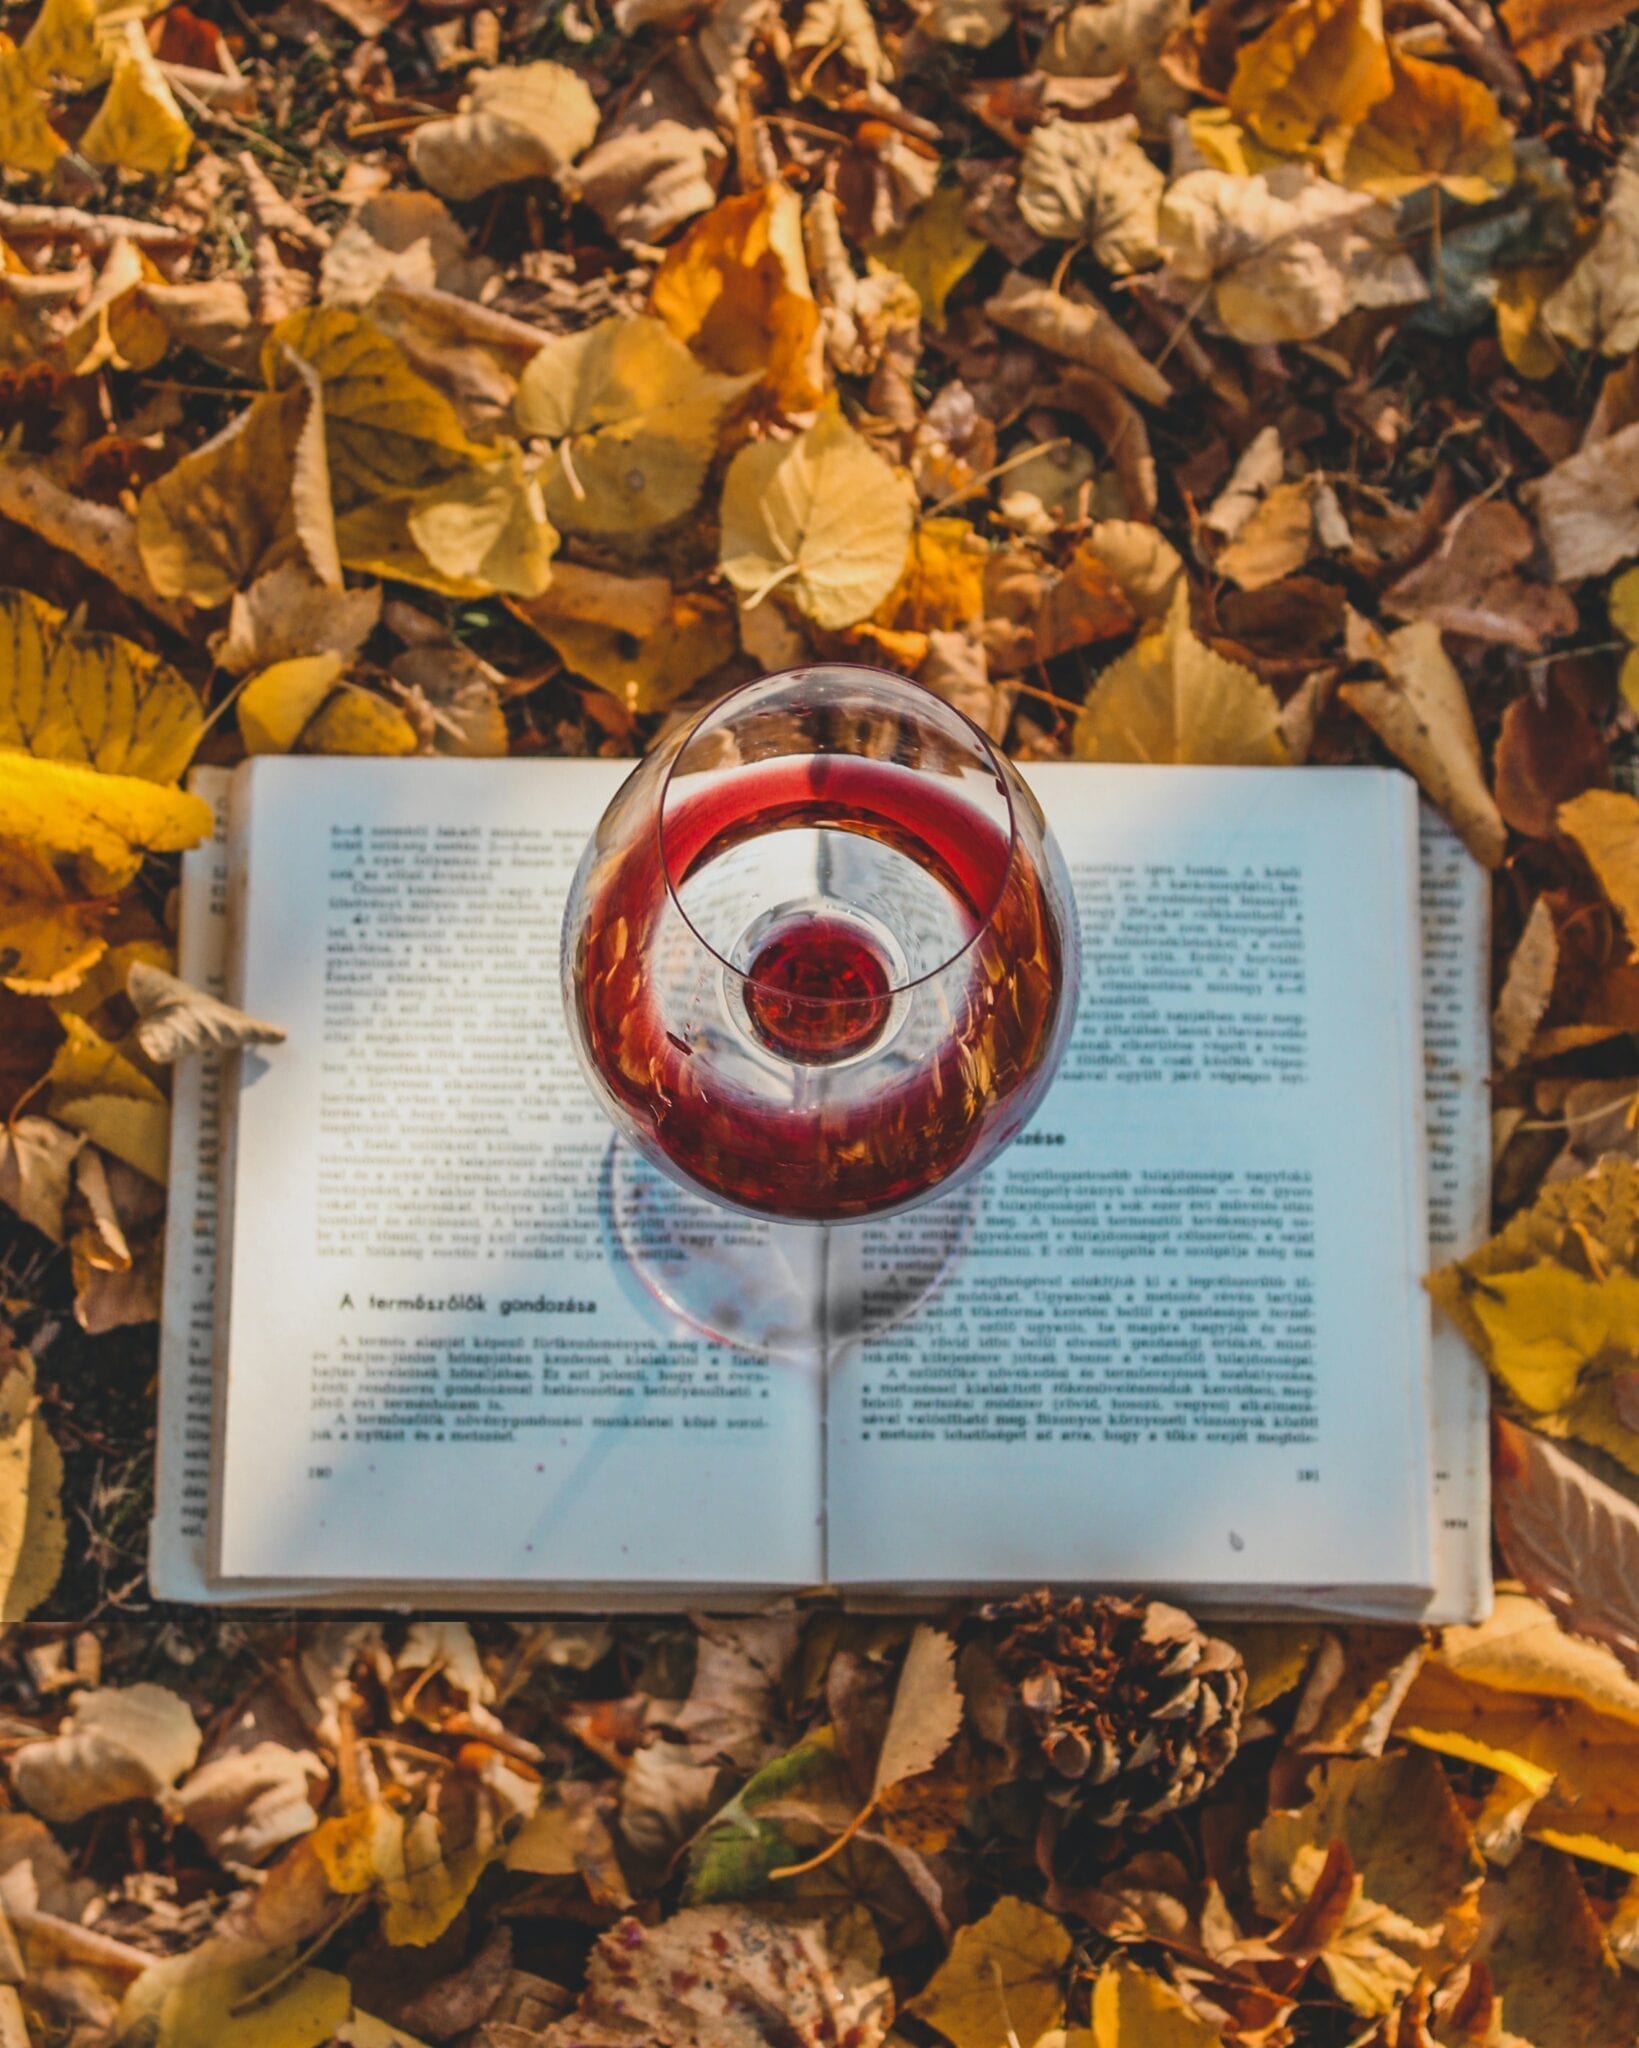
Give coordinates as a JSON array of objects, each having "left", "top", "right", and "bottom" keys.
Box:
[
  {"left": 128, "top": 961, "right": 287, "bottom": 1063},
  {"left": 0, "top": 1116, "right": 82, "bottom": 1240},
  {"left": 1559, "top": 787, "right": 1639, "bottom": 945},
  {"left": 907, "top": 1895, "right": 1072, "bottom": 2048},
  {"left": 1544, "top": 138, "right": 1639, "bottom": 358},
  {"left": 868, "top": 185, "right": 987, "bottom": 329},
  {"left": 1016, "top": 117, "right": 1164, "bottom": 275},
  {"left": 719, "top": 409, "right": 914, "bottom": 630},
  {"left": 1493, "top": 895, "right": 1557, "bottom": 1072},
  {"left": 1074, "top": 584, "right": 1286, "bottom": 764},
  {"left": 873, "top": 1626, "right": 962, "bottom": 1798},
  {"left": 1091, "top": 1960, "right": 1223, "bottom": 2048},
  {"left": 239, "top": 653, "right": 347, "bottom": 755},
  {"left": 409, "top": 61, "right": 599, "bottom": 201},
  {"left": 13, "top": 1683, "right": 200, "bottom": 1822},
  {"left": 80, "top": 24, "right": 191, "bottom": 175},
  {"left": 404, "top": 448, "right": 556, "bottom": 598},
  {"left": 0, "top": 1347, "right": 64, "bottom": 1624}
]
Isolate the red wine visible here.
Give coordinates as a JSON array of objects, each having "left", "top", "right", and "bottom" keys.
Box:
[
  {"left": 573, "top": 755, "right": 1070, "bottom": 1222},
  {"left": 743, "top": 913, "right": 894, "bottom": 1064}
]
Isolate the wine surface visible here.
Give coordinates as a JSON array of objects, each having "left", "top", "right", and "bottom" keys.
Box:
[{"left": 573, "top": 754, "right": 1070, "bottom": 1221}]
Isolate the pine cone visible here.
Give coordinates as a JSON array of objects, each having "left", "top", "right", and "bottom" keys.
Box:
[{"left": 983, "top": 1591, "right": 1245, "bottom": 1835}]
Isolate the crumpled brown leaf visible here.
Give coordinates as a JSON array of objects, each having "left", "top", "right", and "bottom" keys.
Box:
[
  {"left": 13, "top": 1685, "right": 202, "bottom": 1824},
  {"left": 408, "top": 62, "right": 600, "bottom": 202}
]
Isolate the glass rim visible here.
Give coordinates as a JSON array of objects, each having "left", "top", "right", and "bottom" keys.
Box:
[{"left": 654, "top": 661, "right": 1021, "bottom": 1004}]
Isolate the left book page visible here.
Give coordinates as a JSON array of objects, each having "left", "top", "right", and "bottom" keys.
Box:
[{"left": 203, "top": 758, "right": 824, "bottom": 1595}]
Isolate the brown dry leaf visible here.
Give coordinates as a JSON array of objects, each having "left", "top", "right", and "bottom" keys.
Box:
[
  {"left": 1039, "top": 0, "right": 1190, "bottom": 134},
  {"left": 408, "top": 61, "right": 599, "bottom": 202},
  {"left": 321, "top": 190, "right": 491, "bottom": 308},
  {"left": 517, "top": 587, "right": 736, "bottom": 714},
  {"left": 1338, "top": 53, "right": 1515, "bottom": 202},
  {"left": 985, "top": 271, "right": 1172, "bottom": 404},
  {"left": 0, "top": 1115, "right": 82, "bottom": 1241},
  {"left": 1218, "top": 481, "right": 1316, "bottom": 590},
  {"left": 1384, "top": 499, "right": 1576, "bottom": 650},
  {"left": 1494, "top": 677, "right": 1608, "bottom": 836},
  {"left": 1477, "top": 1846, "right": 1639, "bottom": 2048},
  {"left": 907, "top": 1895, "right": 1072, "bottom": 2048},
  {"left": 1016, "top": 117, "right": 1165, "bottom": 275},
  {"left": 0, "top": 1342, "right": 65, "bottom": 1624},
  {"left": 1034, "top": 541, "right": 1140, "bottom": 661},
  {"left": 1525, "top": 420, "right": 1639, "bottom": 582},
  {"left": 1492, "top": 1419, "right": 1639, "bottom": 1682},
  {"left": 1202, "top": 426, "right": 1284, "bottom": 539},
  {"left": 13, "top": 1684, "right": 201, "bottom": 1823},
  {"left": 1226, "top": 0, "right": 1393, "bottom": 158},
  {"left": 175, "top": 1742, "right": 326, "bottom": 1870},
  {"left": 540, "top": 1906, "right": 893, "bottom": 2048},
  {"left": 651, "top": 185, "right": 826, "bottom": 416},
  {"left": 515, "top": 314, "right": 753, "bottom": 536},
  {"left": 1493, "top": 897, "right": 1558, "bottom": 1072},
  {"left": 719, "top": 408, "right": 914, "bottom": 629},
  {"left": 1558, "top": 788, "right": 1639, "bottom": 946},
  {"left": 871, "top": 1626, "right": 962, "bottom": 1804},
  {"left": 215, "top": 567, "right": 382, "bottom": 676},
  {"left": 1337, "top": 616, "right": 1505, "bottom": 866},
  {"left": 792, "top": 0, "right": 889, "bottom": 87},
  {"left": 0, "top": 842, "right": 108, "bottom": 997},
  {"left": 1155, "top": 166, "right": 1425, "bottom": 344},
  {"left": 1087, "top": 519, "right": 1184, "bottom": 618},
  {"left": 1543, "top": 140, "right": 1639, "bottom": 355},
  {"left": 1075, "top": 585, "right": 1286, "bottom": 764},
  {"left": 1249, "top": 1752, "right": 1483, "bottom": 2012},
  {"left": 576, "top": 83, "right": 725, "bottom": 247},
  {"left": 127, "top": 961, "right": 286, "bottom": 1063},
  {"left": 1501, "top": 0, "right": 1636, "bottom": 76}
]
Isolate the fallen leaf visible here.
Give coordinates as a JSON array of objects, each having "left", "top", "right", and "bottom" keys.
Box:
[
  {"left": 1033, "top": 540, "right": 1140, "bottom": 660},
  {"left": 1476, "top": 1847, "right": 1639, "bottom": 2048},
  {"left": 80, "top": 23, "right": 191, "bottom": 176},
  {"left": 1558, "top": 788, "right": 1639, "bottom": 946},
  {"left": 1218, "top": 481, "right": 1316, "bottom": 590},
  {"left": 0, "top": 584, "right": 202, "bottom": 783},
  {"left": 408, "top": 61, "right": 599, "bottom": 202},
  {"left": 1540, "top": 137, "right": 1639, "bottom": 355},
  {"left": 0, "top": 842, "right": 108, "bottom": 996},
  {"left": 0, "top": 752, "right": 212, "bottom": 894},
  {"left": 1226, "top": 0, "right": 1393, "bottom": 159},
  {"left": 0, "top": 1115, "right": 82, "bottom": 1240},
  {"left": 651, "top": 184, "right": 826, "bottom": 415},
  {"left": 1493, "top": 1419, "right": 1639, "bottom": 1682},
  {"left": 667, "top": 1611, "right": 800, "bottom": 1772},
  {"left": 1016, "top": 117, "right": 1165, "bottom": 275},
  {"left": 238, "top": 653, "right": 347, "bottom": 755},
  {"left": 575, "top": 78, "right": 725, "bottom": 246},
  {"left": 1466, "top": 1262, "right": 1639, "bottom": 1471},
  {"left": 1202, "top": 426, "right": 1284, "bottom": 539},
  {"left": 515, "top": 314, "right": 753, "bottom": 536},
  {"left": 1338, "top": 53, "right": 1515, "bottom": 202},
  {"left": 0, "top": 37, "right": 66, "bottom": 175},
  {"left": 1493, "top": 675, "right": 1608, "bottom": 836},
  {"left": 917, "top": 0, "right": 1011, "bottom": 44},
  {"left": 1383, "top": 499, "right": 1577, "bottom": 651},
  {"left": 719, "top": 408, "right": 914, "bottom": 629},
  {"left": 1155, "top": 165, "right": 1426, "bottom": 344},
  {"left": 1525, "top": 419, "right": 1639, "bottom": 582},
  {"left": 176, "top": 1742, "right": 326, "bottom": 1869},
  {"left": 216, "top": 567, "right": 382, "bottom": 676},
  {"left": 793, "top": 0, "right": 889, "bottom": 86},
  {"left": 540, "top": 1905, "right": 893, "bottom": 2048},
  {"left": 985, "top": 270, "right": 1172, "bottom": 404},
  {"left": 1075, "top": 584, "right": 1286, "bottom": 764},
  {"left": 1338, "top": 616, "right": 1505, "bottom": 866},
  {"left": 1493, "top": 897, "right": 1558, "bottom": 1072},
  {"left": 0, "top": 1343, "right": 64, "bottom": 1623},
  {"left": 685, "top": 1729, "right": 855, "bottom": 1902},
  {"left": 13, "top": 1684, "right": 201, "bottom": 1823},
  {"left": 1039, "top": 0, "right": 1190, "bottom": 135},
  {"left": 516, "top": 588, "right": 735, "bottom": 714},
  {"left": 870, "top": 184, "right": 988, "bottom": 328},
  {"left": 128, "top": 1952, "right": 352, "bottom": 2048},
  {"left": 907, "top": 1894, "right": 1072, "bottom": 2048},
  {"left": 127, "top": 961, "right": 287, "bottom": 1063},
  {"left": 303, "top": 689, "right": 420, "bottom": 757},
  {"left": 1091, "top": 1959, "right": 1223, "bottom": 2048},
  {"left": 1501, "top": 0, "right": 1636, "bottom": 77}
]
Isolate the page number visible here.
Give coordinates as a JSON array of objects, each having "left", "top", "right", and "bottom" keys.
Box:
[
  {"left": 308, "top": 1465, "right": 333, "bottom": 1480},
  {"left": 1296, "top": 1467, "right": 1319, "bottom": 1482}
]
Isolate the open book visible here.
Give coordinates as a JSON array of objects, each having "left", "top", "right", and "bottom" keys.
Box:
[{"left": 153, "top": 758, "right": 1492, "bottom": 1619}]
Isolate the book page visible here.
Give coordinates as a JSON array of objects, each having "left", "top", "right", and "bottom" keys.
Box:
[
  {"left": 825, "top": 766, "right": 1436, "bottom": 1598},
  {"left": 211, "top": 759, "right": 824, "bottom": 1590},
  {"left": 1417, "top": 812, "right": 1493, "bottom": 1624}
]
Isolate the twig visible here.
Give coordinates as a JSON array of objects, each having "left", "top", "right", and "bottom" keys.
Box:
[
  {"left": 6, "top": 1907, "right": 150, "bottom": 1979},
  {"left": 0, "top": 201, "right": 193, "bottom": 252}
]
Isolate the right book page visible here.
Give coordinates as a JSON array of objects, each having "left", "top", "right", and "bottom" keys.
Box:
[{"left": 824, "top": 766, "right": 1441, "bottom": 1601}]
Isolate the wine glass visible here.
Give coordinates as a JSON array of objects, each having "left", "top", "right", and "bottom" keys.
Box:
[{"left": 561, "top": 664, "right": 1080, "bottom": 1360}]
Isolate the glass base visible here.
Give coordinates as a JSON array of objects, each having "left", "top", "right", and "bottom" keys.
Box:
[{"left": 604, "top": 1139, "right": 977, "bottom": 1366}]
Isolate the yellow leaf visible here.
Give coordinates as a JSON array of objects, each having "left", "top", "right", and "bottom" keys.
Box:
[
  {"left": 516, "top": 314, "right": 752, "bottom": 537},
  {"left": 19, "top": 0, "right": 108, "bottom": 83},
  {"left": 313, "top": 1802, "right": 403, "bottom": 1895},
  {"left": 517, "top": 591, "right": 735, "bottom": 715},
  {"left": 1338, "top": 616, "right": 1505, "bottom": 866},
  {"left": 907, "top": 1896, "right": 1072, "bottom": 2048},
  {"left": 302, "top": 689, "right": 419, "bottom": 757},
  {"left": 1338, "top": 52, "right": 1514, "bottom": 201},
  {"left": 145, "top": 1953, "right": 351, "bottom": 2048},
  {"left": 0, "top": 1345, "right": 64, "bottom": 1623},
  {"left": 239, "top": 654, "right": 347, "bottom": 756},
  {"left": 407, "top": 60, "right": 599, "bottom": 202},
  {"left": 1074, "top": 584, "right": 1286, "bottom": 764},
  {"left": 1470, "top": 1264, "right": 1639, "bottom": 1417},
  {"left": 651, "top": 184, "right": 826, "bottom": 415},
  {"left": 311, "top": 1797, "right": 497, "bottom": 1948},
  {"left": 80, "top": 23, "right": 191, "bottom": 175},
  {"left": 0, "top": 841, "right": 107, "bottom": 995},
  {"left": 1478, "top": 1847, "right": 1639, "bottom": 2047},
  {"left": 1559, "top": 788, "right": 1639, "bottom": 946},
  {"left": 0, "top": 585, "right": 202, "bottom": 782},
  {"left": 720, "top": 409, "right": 914, "bottom": 630},
  {"left": 1227, "top": 0, "right": 1393, "bottom": 159},
  {"left": 0, "top": 1116, "right": 82, "bottom": 1241},
  {"left": 0, "top": 752, "right": 211, "bottom": 893},
  {"left": 49, "top": 1012, "right": 168, "bottom": 1184},
  {"left": 1091, "top": 1960, "right": 1223, "bottom": 2048},
  {"left": 404, "top": 448, "right": 556, "bottom": 598},
  {"left": 1181, "top": 107, "right": 1292, "bottom": 177},
  {"left": 869, "top": 184, "right": 987, "bottom": 329},
  {"left": 874, "top": 517, "right": 987, "bottom": 633},
  {"left": 0, "top": 35, "right": 65, "bottom": 174},
  {"left": 1496, "top": 259, "right": 1568, "bottom": 381},
  {"left": 57, "top": 236, "right": 170, "bottom": 376}
]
